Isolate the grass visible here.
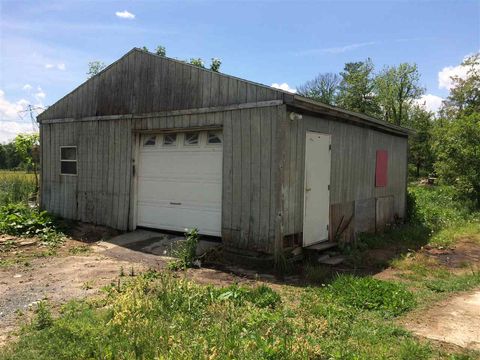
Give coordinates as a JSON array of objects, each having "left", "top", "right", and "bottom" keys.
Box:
[
  {"left": 1, "top": 184, "right": 479, "bottom": 359},
  {"left": 324, "top": 275, "right": 416, "bottom": 317},
  {"left": 2, "top": 272, "right": 471, "bottom": 360},
  {"left": 0, "top": 170, "right": 35, "bottom": 205}
]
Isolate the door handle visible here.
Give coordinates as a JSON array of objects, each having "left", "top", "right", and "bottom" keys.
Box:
[
  {"left": 305, "top": 187, "right": 311, "bottom": 192},
  {"left": 170, "top": 202, "right": 181, "bottom": 205}
]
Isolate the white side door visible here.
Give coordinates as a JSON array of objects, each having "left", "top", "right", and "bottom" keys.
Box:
[{"left": 303, "top": 131, "right": 331, "bottom": 246}]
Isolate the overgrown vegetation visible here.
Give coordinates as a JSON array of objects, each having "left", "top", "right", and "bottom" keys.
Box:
[
  {"left": 0, "top": 171, "right": 36, "bottom": 205},
  {"left": 3, "top": 271, "right": 474, "bottom": 360},
  {"left": 168, "top": 228, "right": 200, "bottom": 270},
  {"left": 324, "top": 275, "right": 416, "bottom": 317},
  {"left": 0, "top": 203, "right": 64, "bottom": 245},
  {"left": 350, "top": 184, "right": 480, "bottom": 254},
  {"left": 0, "top": 169, "right": 64, "bottom": 247},
  {"left": 1, "top": 183, "right": 479, "bottom": 358}
]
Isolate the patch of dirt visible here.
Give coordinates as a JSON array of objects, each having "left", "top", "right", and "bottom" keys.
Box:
[
  {"left": 64, "top": 222, "right": 120, "bottom": 243},
  {"left": 401, "top": 289, "right": 480, "bottom": 350},
  {"left": 0, "top": 229, "right": 259, "bottom": 347},
  {"left": 0, "top": 253, "right": 148, "bottom": 346},
  {"left": 372, "top": 235, "right": 480, "bottom": 350},
  {"left": 423, "top": 239, "right": 480, "bottom": 269}
]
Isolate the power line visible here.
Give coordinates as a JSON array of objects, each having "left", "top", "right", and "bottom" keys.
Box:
[{"left": 17, "top": 105, "right": 46, "bottom": 132}]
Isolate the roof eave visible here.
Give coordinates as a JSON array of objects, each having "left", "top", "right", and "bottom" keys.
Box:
[{"left": 288, "top": 95, "right": 413, "bottom": 137}]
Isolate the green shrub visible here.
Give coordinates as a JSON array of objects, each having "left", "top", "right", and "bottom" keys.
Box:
[
  {"left": 324, "top": 275, "right": 416, "bottom": 317},
  {"left": 33, "top": 301, "right": 53, "bottom": 330},
  {"left": 0, "top": 203, "right": 64, "bottom": 245},
  {"left": 408, "top": 185, "right": 478, "bottom": 231}
]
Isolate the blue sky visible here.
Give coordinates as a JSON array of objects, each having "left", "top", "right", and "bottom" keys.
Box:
[{"left": 0, "top": 0, "right": 479, "bottom": 141}]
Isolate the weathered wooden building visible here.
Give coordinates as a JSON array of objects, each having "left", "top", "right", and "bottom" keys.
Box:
[{"left": 38, "top": 48, "right": 409, "bottom": 262}]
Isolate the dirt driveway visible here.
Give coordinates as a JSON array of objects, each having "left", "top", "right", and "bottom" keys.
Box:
[
  {"left": 1, "top": 227, "right": 479, "bottom": 351},
  {"left": 402, "top": 289, "right": 480, "bottom": 350},
  {"left": 0, "top": 229, "right": 245, "bottom": 346}
]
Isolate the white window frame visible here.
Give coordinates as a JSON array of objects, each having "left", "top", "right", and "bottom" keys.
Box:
[
  {"left": 206, "top": 131, "right": 223, "bottom": 146},
  {"left": 162, "top": 133, "right": 178, "bottom": 147},
  {"left": 184, "top": 132, "right": 200, "bottom": 146},
  {"left": 60, "top": 146, "right": 78, "bottom": 176},
  {"left": 143, "top": 135, "right": 157, "bottom": 147}
]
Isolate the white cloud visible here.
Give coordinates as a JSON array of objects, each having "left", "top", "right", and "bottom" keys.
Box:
[
  {"left": 22, "top": 84, "right": 33, "bottom": 91},
  {"left": 271, "top": 82, "right": 297, "bottom": 93},
  {"left": 115, "top": 10, "right": 135, "bottom": 19},
  {"left": 0, "top": 121, "right": 36, "bottom": 143},
  {"left": 438, "top": 54, "right": 480, "bottom": 90},
  {"left": 0, "top": 90, "right": 36, "bottom": 143},
  {"left": 438, "top": 64, "right": 469, "bottom": 90},
  {"left": 45, "top": 63, "right": 66, "bottom": 70},
  {"left": 296, "top": 41, "right": 377, "bottom": 56},
  {"left": 0, "top": 89, "right": 29, "bottom": 120},
  {"left": 414, "top": 94, "right": 444, "bottom": 113},
  {"left": 34, "top": 87, "right": 46, "bottom": 103},
  {"left": 321, "top": 41, "right": 377, "bottom": 54}
]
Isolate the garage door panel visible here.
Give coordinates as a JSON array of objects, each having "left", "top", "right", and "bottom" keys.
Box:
[
  {"left": 137, "top": 203, "right": 221, "bottom": 236},
  {"left": 136, "top": 131, "right": 222, "bottom": 236},
  {"left": 137, "top": 179, "right": 221, "bottom": 204},
  {"left": 139, "top": 152, "right": 221, "bottom": 177}
]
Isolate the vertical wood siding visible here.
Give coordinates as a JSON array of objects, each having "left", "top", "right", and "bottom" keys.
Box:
[
  {"left": 282, "top": 113, "right": 408, "bottom": 237},
  {"left": 38, "top": 50, "right": 285, "bottom": 122},
  {"left": 40, "top": 105, "right": 285, "bottom": 252}
]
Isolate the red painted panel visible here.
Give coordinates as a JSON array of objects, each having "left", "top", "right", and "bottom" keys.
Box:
[{"left": 375, "top": 150, "right": 388, "bottom": 187}]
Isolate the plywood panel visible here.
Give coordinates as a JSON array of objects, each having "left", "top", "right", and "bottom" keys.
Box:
[
  {"left": 376, "top": 196, "right": 394, "bottom": 231},
  {"left": 355, "top": 198, "right": 376, "bottom": 234}
]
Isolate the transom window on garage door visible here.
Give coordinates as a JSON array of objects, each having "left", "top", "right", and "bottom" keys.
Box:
[
  {"left": 140, "top": 131, "right": 222, "bottom": 149},
  {"left": 207, "top": 131, "right": 222, "bottom": 144}
]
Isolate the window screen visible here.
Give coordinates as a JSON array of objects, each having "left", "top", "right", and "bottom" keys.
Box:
[
  {"left": 60, "top": 146, "right": 77, "bottom": 175},
  {"left": 375, "top": 150, "right": 388, "bottom": 187}
]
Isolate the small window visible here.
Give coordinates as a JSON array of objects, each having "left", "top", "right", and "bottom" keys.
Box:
[
  {"left": 60, "top": 146, "right": 77, "bottom": 175},
  {"left": 163, "top": 133, "right": 177, "bottom": 146},
  {"left": 143, "top": 135, "right": 156, "bottom": 146},
  {"left": 207, "top": 131, "right": 222, "bottom": 144},
  {"left": 184, "top": 132, "right": 199, "bottom": 146}
]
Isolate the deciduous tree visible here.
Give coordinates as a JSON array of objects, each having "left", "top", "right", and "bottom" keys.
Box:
[
  {"left": 337, "top": 59, "right": 380, "bottom": 117},
  {"left": 297, "top": 73, "right": 341, "bottom": 105},
  {"left": 375, "top": 63, "right": 424, "bottom": 126},
  {"left": 13, "top": 134, "right": 40, "bottom": 191}
]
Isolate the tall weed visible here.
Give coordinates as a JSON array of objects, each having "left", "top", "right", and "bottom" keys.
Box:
[{"left": 0, "top": 171, "right": 35, "bottom": 205}]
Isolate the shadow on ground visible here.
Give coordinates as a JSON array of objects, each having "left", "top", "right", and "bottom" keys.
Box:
[{"left": 69, "top": 221, "right": 441, "bottom": 288}]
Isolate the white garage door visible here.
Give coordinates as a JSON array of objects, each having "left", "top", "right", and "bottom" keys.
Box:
[{"left": 137, "top": 130, "right": 222, "bottom": 236}]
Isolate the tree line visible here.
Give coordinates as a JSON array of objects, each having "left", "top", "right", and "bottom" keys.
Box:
[
  {"left": 4, "top": 52, "right": 478, "bottom": 208},
  {"left": 87, "top": 45, "right": 222, "bottom": 79},
  {"left": 297, "top": 53, "right": 480, "bottom": 208}
]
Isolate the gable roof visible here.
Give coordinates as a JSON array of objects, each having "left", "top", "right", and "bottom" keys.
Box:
[{"left": 37, "top": 48, "right": 410, "bottom": 136}]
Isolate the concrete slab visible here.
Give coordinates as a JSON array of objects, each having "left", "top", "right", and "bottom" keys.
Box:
[{"left": 93, "top": 230, "right": 221, "bottom": 263}]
